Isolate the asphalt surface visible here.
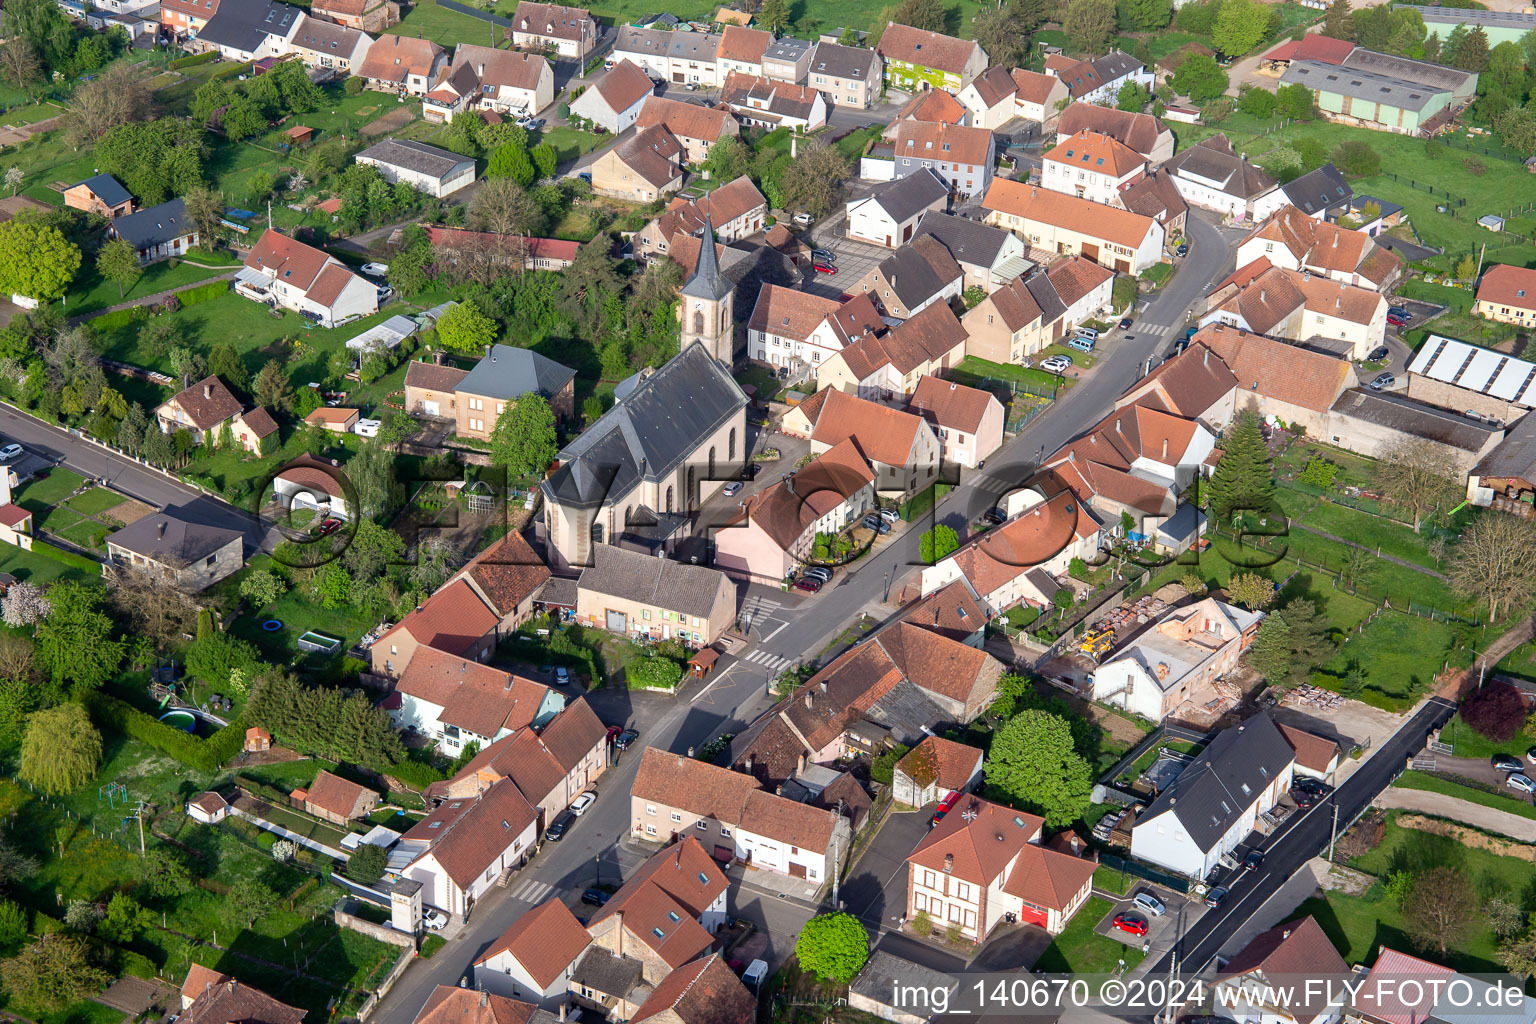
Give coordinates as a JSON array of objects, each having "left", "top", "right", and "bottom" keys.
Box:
[{"left": 1144, "top": 696, "right": 1457, "bottom": 982}]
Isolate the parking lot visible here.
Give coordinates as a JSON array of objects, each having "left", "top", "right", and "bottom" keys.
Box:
[{"left": 1093, "top": 886, "right": 1200, "bottom": 957}]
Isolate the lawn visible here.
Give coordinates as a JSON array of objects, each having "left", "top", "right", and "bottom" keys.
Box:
[
  {"left": 579, "top": 0, "right": 989, "bottom": 38},
  {"left": 65, "top": 487, "right": 129, "bottom": 516},
  {"left": 1032, "top": 897, "right": 1145, "bottom": 974},
  {"left": 1393, "top": 769, "right": 1536, "bottom": 820},
  {"left": 69, "top": 258, "right": 231, "bottom": 316},
  {"left": 1441, "top": 712, "right": 1534, "bottom": 760},
  {"left": 951, "top": 355, "right": 1068, "bottom": 394},
  {"left": 542, "top": 125, "right": 606, "bottom": 164},
  {"left": 221, "top": 554, "right": 380, "bottom": 663},
  {"left": 0, "top": 536, "right": 100, "bottom": 585},
  {"left": 384, "top": 0, "right": 506, "bottom": 44},
  {"left": 14, "top": 467, "right": 87, "bottom": 510},
  {"left": 1093, "top": 865, "right": 1130, "bottom": 896},
  {"left": 1317, "top": 612, "right": 1455, "bottom": 710}
]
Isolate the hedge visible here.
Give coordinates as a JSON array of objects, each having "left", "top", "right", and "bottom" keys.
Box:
[
  {"left": 168, "top": 51, "right": 219, "bottom": 69},
  {"left": 82, "top": 692, "right": 245, "bottom": 773},
  {"left": 178, "top": 280, "right": 230, "bottom": 306},
  {"left": 90, "top": 306, "right": 149, "bottom": 332},
  {"left": 386, "top": 755, "right": 447, "bottom": 790},
  {"left": 210, "top": 61, "right": 253, "bottom": 81},
  {"left": 30, "top": 540, "right": 101, "bottom": 573}
]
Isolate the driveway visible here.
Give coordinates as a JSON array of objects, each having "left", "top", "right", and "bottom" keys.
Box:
[
  {"left": 801, "top": 232, "right": 888, "bottom": 301},
  {"left": 842, "top": 806, "right": 933, "bottom": 931},
  {"left": 1374, "top": 787, "right": 1536, "bottom": 840},
  {"left": 1096, "top": 887, "right": 1197, "bottom": 961},
  {"left": 1431, "top": 754, "right": 1536, "bottom": 792}
]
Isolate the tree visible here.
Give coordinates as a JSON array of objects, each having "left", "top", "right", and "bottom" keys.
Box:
[
  {"left": 1338, "top": 545, "right": 1377, "bottom": 592},
  {"left": 435, "top": 302, "right": 498, "bottom": 354},
  {"left": 1238, "top": 86, "right": 1276, "bottom": 118},
  {"left": 230, "top": 879, "right": 277, "bottom": 920},
  {"left": 186, "top": 630, "right": 261, "bottom": 689},
  {"left": 0, "top": 219, "right": 79, "bottom": 302},
  {"left": 220, "top": 95, "right": 268, "bottom": 141},
  {"left": 1212, "top": 0, "right": 1268, "bottom": 57},
  {"left": 1455, "top": 25, "right": 1490, "bottom": 71},
  {"left": 182, "top": 187, "right": 224, "bottom": 251},
  {"left": 3, "top": 167, "right": 22, "bottom": 198},
  {"left": 920, "top": 525, "right": 958, "bottom": 564},
  {"left": 96, "top": 238, "right": 142, "bottom": 299},
  {"left": 1321, "top": 0, "right": 1353, "bottom": 41},
  {"left": 1064, "top": 0, "right": 1117, "bottom": 55},
  {"left": 19, "top": 703, "right": 101, "bottom": 795},
  {"left": 777, "top": 142, "right": 851, "bottom": 219},
  {"left": 1274, "top": 83, "right": 1316, "bottom": 120},
  {"left": 0, "top": 934, "right": 110, "bottom": 1011},
  {"left": 311, "top": 562, "right": 353, "bottom": 609},
  {"left": 1246, "top": 598, "right": 1334, "bottom": 684},
  {"left": 2, "top": 581, "right": 49, "bottom": 628},
  {"left": 1206, "top": 410, "right": 1273, "bottom": 520},
  {"left": 889, "top": 0, "right": 946, "bottom": 32},
  {"left": 558, "top": 236, "right": 623, "bottom": 337},
  {"left": 759, "top": 0, "right": 789, "bottom": 32},
  {"left": 1117, "top": 81, "right": 1151, "bottom": 112},
  {"left": 794, "top": 913, "right": 869, "bottom": 984},
  {"left": 63, "top": 64, "right": 150, "bottom": 146},
  {"left": 1403, "top": 866, "right": 1474, "bottom": 956},
  {"left": 0, "top": 41, "right": 41, "bottom": 92},
  {"left": 252, "top": 358, "right": 292, "bottom": 412},
  {"left": 64, "top": 900, "right": 100, "bottom": 933},
  {"left": 487, "top": 141, "right": 536, "bottom": 186},
  {"left": 1486, "top": 894, "right": 1526, "bottom": 940},
  {"left": 1171, "top": 53, "right": 1229, "bottom": 101},
  {"left": 1497, "top": 103, "right": 1536, "bottom": 156},
  {"left": 985, "top": 710, "right": 1092, "bottom": 827},
  {"left": 1460, "top": 681, "right": 1526, "bottom": 742},
  {"left": 246, "top": 670, "right": 403, "bottom": 768},
  {"left": 35, "top": 582, "right": 124, "bottom": 693},
  {"left": 1331, "top": 139, "right": 1380, "bottom": 177},
  {"left": 349, "top": 434, "right": 399, "bottom": 520},
  {"left": 346, "top": 843, "right": 387, "bottom": 884},
  {"left": 1225, "top": 571, "right": 1275, "bottom": 610},
  {"left": 0, "top": 901, "right": 26, "bottom": 956},
  {"left": 1375, "top": 437, "right": 1455, "bottom": 533},
  {"left": 701, "top": 136, "right": 749, "bottom": 184},
  {"left": 1121, "top": 0, "right": 1172, "bottom": 31},
  {"left": 973, "top": 5, "right": 1032, "bottom": 68},
  {"left": 97, "top": 894, "right": 149, "bottom": 946},
  {"left": 490, "top": 393, "right": 557, "bottom": 480}
]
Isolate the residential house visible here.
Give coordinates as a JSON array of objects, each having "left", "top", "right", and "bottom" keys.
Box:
[
  {"left": 1279, "top": 163, "right": 1353, "bottom": 220},
  {"left": 1281, "top": 51, "right": 1473, "bottom": 136},
  {"left": 155, "top": 375, "right": 242, "bottom": 443},
  {"left": 1465, "top": 405, "right": 1536, "bottom": 517},
  {"left": 421, "top": 231, "right": 580, "bottom": 278},
  {"left": 961, "top": 257, "right": 1113, "bottom": 364},
  {"left": 713, "top": 438, "right": 875, "bottom": 583},
  {"left": 634, "top": 96, "right": 740, "bottom": 165},
  {"left": 399, "top": 777, "right": 539, "bottom": 917},
  {"left": 454, "top": 344, "right": 577, "bottom": 438},
  {"left": 719, "top": 72, "right": 827, "bottom": 130},
  {"left": 1277, "top": 724, "right": 1342, "bottom": 782},
  {"left": 411, "top": 988, "right": 541, "bottom": 1024},
  {"left": 509, "top": 1, "right": 597, "bottom": 59},
  {"left": 298, "top": 770, "right": 378, "bottom": 825},
  {"left": 908, "top": 375, "right": 1003, "bottom": 469},
  {"left": 355, "top": 138, "right": 476, "bottom": 197},
  {"left": 1353, "top": 948, "right": 1536, "bottom": 1024},
  {"left": 390, "top": 647, "right": 563, "bottom": 755},
  {"left": 1327, "top": 387, "right": 1502, "bottom": 476},
  {"left": 1214, "top": 917, "right": 1350, "bottom": 1024},
  {"left": 286, "top": 14, "right": 371, "bottom": 73},
  {"left": 906, "top": 794, "right": 1095, "bottom": 938},
  {"left": 631, "top": 749, "right": 852, "bottom": 885},
  {"left": 892, "top": 88, "right": 967, "bottom": 127},
  {"left": 1130, "top": 711, "right": 1296, "bottom": 878},
  {"left": 1236, "top": 204, "right": 1402, "bottom": 292},
  {"left": 628, "top": 954, "right": 756, "bottom": 1024},
  {"left": 574, "top": 544, "right": 736, "bottom": 647},
  {"left": 64, "top": 174, "right": 133, "bottom": 218},
  {"left": 899, "top": 578, "right": 986, "bottom": 646},
  {"left": 1200, "top": 257, "right": 1387, "bottom": 361},
  {"left": 635, "top": 175, "right": 767, "bottom": 261},
  {"left": 1041, "top": 130, "right": 1147, "bottom": 206},
  {"left": 105, "top": 509, "right": 244, "bottom": 591},
  {"left": 109, "top": 198, "right": 199, "bottom": 264},
  {"left": 854, "top": 233, "right": 964, "bottom": 318},
  {"left": 613, "top": 27, "right": 722, "bottom": 86},
  {"left": 589, "top": 123, "right": 686, "bottom": 201},
  {"left": 370, "top": 577, "right": 502, "bottom": 676},
  {"left": 186, "top": 792, "right": 231, "bottom": 825},
  {"left": 585, "top": 838, "right": 729, "bottom": 981},
  {"left": 197, "top": 0, "right": 300, "bottom": 61},
  {"left": 178, "top": 975, "right": 306, "bottom": 1024},
  {"left": 569, "top": 59, "right": 655, "bottom": 133},
  {"left": 540, "top": 343, "right": 748, "bottom": 566},
  {"left": 311, "top": 0, "right": 397, "bottom": 32},
  {"left": 891, "top": 735, "right": 983, "bottom": 807},
  {"left": 1011, "top": 68, "right": 1068, "bottom": 126},
  {"left": 761, "top": 36, "right": 812, "bottom": 84},
  {"left": 845, "top": 168, "right": 948, "bottom": 249},
  {"left": 876, "top": 23, "right": 985, "bottom": 94},
  {"left": 231, "top": 408, "right": 278, "bottom": 455},
  {"left": 716, "top": 25, "right": 772, "bottom": 77},
  {"left": 237, "top": 229, "right": 378, "bottom": 326},
  {"left": 1477, "top": 264, "right": 1536, "bottom": 328},
  {"left": 870, "top": 120, "right": 995, "bottom": 199},
  {"left": 1087, "top": 597, "right": 1263, "bottom": 723},
  {"left": 983, "top": 178, "right": 1165, "bottom": 272},
  {"left": 1046, "top": 50, "right": 1152, "bottom": 105},
  {"left": 1056, "top": 104, "right": 1174, "bottom": 165},
  {"left": 444, "top": 529, "right": 553, "bottom": 635},
  {"left": 745, "top": 285, "right": 844, "bottom": 375},
  {"left": 475, "top": 895, "right": 592, "bottom": 1004},
  {"left": 956, "top": 66, "right": 1017, "bottom": 130},
  {"left": 816, "top": 299, "right": 967, "bottom": 400},
  {"left": 1118, "top": 172, "right": 1189, "bottom": 237},
  {"left": 357, "top": 34, "right": 445, "bottom": 96},
  {"left": 1165, "top": 135, "right": 1284, "bottom": 221},
  {"left": 806, "top": 41, "right": 882, "bottom": 108},
  {"left": 271, "top": 453, "right": 353, "bottom": 522},
  {"left": 784, "top": 386, "right": 942, "bottom": 496},
  {"left": 161, "top": 0, "right": 221, "bottom": 47},
  {"left": 404, "top": 360, "right": 470, "bottom": 419},
  {"left": 423, "top": 45, "right": 555, "bottom": 123},
  {"left": 919, "top": 472, "right": 1104, "bottom": 612}
]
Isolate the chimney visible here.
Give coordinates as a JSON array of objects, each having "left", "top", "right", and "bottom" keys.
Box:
[
  {"left": 203, "top": 383, "right": 212, "bottom": 399},
  {"left": 559, "top": 1004, "right": 566, "bottom": 1022},
  {"left": 1162, "top": 437, "right": 1168, "bottom": 459},
  {"left": 480, "top": 993, "right": 489, "bottom": 1008},
  {"left": 820, "top": 680, "right": 828, "bottom": 694},
  {"left": 1203, "top": 348, "right": 1208, "bottom": 367},
  {"left": 745, "top": 755, "right": 753, "bottom": 771},
  {"left": 1282, "top": 929, "right": 1292, "bottom": 940},
  {"left": 676, "top": 754, "right": 685, "bottom": 767},
  {"left": 943, "top": 853, "right": 954, "bottom": 873},
  {"left": 804, "top": 692, "right": 813, "bottom": 709},
  {"left": 479, "top": 62, "right": 485, "bottom": 76},
  {"left": 158, "top": 520, "right": 166, "bottom": 538},
  {"left": 797, "top": 753, "right": 806, "bottom": 774}
]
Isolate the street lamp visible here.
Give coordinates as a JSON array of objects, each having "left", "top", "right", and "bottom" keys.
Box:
[{"left": 594, "top": 854, "right": 600, "bottom": 887}]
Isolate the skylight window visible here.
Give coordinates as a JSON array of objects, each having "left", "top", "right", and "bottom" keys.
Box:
[{"left": 652, "top": 927, "right": 666, "bottom": 937}]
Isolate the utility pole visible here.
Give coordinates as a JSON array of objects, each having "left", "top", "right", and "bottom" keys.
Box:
[
  {"left": 131, "top": 799, "right": 147, "bottom": 857},
  {"left": 1326, "top": 797, "right": 1339, "bottom": 862}
]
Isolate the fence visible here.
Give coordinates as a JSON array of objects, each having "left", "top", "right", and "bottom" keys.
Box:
[
  {"left": 1379, "top": 171, "right": 1467, "bottom": 209},
  {"left": 1098, "top": 853, "right": 1191, "bottom": 894}
]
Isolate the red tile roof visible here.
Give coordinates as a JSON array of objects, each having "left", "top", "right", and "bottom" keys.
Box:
[
  {"left": 739, "top": 438, "right": 874, "bottom": 549},
  {"left": 1044, "top": 130, "right": 1145, "bottom": 179},
  {"left": 377, "top": 579, "right": 500, "bottom": 659},
  {"left": 718, "top": 25, "right": 771, "bottom": 63},
  {"left": 457, "top": 530, "right": 551, "bottom": 619},
  {"left": 1263, "top": 33, "right": 1355, "bottom": 65},
  {"left": 245, "top": 229, "right": 331, "bottom": 290},
  {"left": 0, "top": 505, "right": 31, "bottom": 529},
  {"left": 1477, "top": 263, "right": 1536, "bottom": 310},
  {"left": 635, "top": 95, "right": 738, "bottom": 143},
  {"left": 1002, "top": 841, "right": 1097, "bottom": 911},
  {"left": 896, "top": 735, "right": 982, "bottom": 791},
  {"left": 1276, "top": 723, "right": 1339, "bottom": 773},
  {"left": 747, "top": 283, "right": 841, "bottom": 342},
  {"left": 396, "top": 647, "right": 553, "bottom": 738},
  {"left": 405, "top": 777, "right": 537, "bottom": 887},
  {"left": 895, "top": 88, "right": 966, "bottom": 124},
  {"left": 475, "top": 897, "right": 591, "bottom": 987},
  {"left": 877, "top": 23, "right": 979, "bottom": 75},
  {"left": 892, "top": 119, "right": 994, "bottom": 168},
  {"left": 909, "top": 375, "right": 996, "bottom": 434},
  {"left": 1011, "top": 68, "right": 1061, "bottom": 106},
  {"left": 163, "top": 375, "right": 243, "bottom": 432},
  {"left": 415, "top": 986, "right": 538, "bottom": 1024},
  {"left": 591, "top": 58, "right": 655, "bottom": 114},
  {"left": 908, "top": 794, "right": 1042, "bottom": 886},
  {"left": 805, "top": 389, "right": 927, "bottom": 468},
  {"left": 1194, "top": 323, "right": 1354, "bottom": 413},
  {"left": 983, "top": 179, "right": 1157, "bottom": 249},
  {"left": 303, "top": 770, "right": 374, "bottom": 820},
  {"left": 630, "top": 954, "right": 756, "bottom": 1024},
  {"left": 359, "top": 34, "right": 443, "bottom": 84}
]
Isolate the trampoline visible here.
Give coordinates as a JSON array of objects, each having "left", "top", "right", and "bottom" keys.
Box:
[{"left": 262, "top": 620, "right": 283, "bottom": 631}]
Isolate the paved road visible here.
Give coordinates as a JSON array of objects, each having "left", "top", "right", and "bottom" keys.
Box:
[
  {"left": 0, "top": 403, "right": 273, "bottom": 556},
  {"left": 1145, "top": 695, "right": 1457, "bottom": 981}
]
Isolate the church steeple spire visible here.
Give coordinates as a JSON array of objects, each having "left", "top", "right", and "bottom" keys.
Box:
[{"left": 680, "top": 215, "right": 732, "bottom": 302}]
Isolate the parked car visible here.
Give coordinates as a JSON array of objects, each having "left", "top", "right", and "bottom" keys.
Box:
[
  {"left": 360, "top": 262, "right": 389, "bottom": 277},
  {"left": 1132, "top": 891, "right": 1165, "bottom": 917},
  {"left": 1510, "top": 772, "right": 1536, "bottom": 794},
  {"left": 1243, "top": 850, "right": 1265, "bottom": 872},
  {"left": 0, "top": 444, "right": 23, "bottom": 462},
  {"left": 376, "top": 285, "right": 394, "bottom": 302},
  {"left": 792, "top": 212, "right": 813, "bottom": 227},
  {"left": 1041, "top": 355, "right": 1072, "bottom": 374},
  {"left": 1366, "top": 345, "right": 1389, "bottom": 363},
  {"left": 1492, "top": 754, "right": 1523, "bottom": 772},
  {"left": 1526, "top": 746, "right": 1536, "bottom": 764},
  {"left": 723, "top": 481, "right": 743, "bottom": 497},
  {"left": 878, "top": 507, "right": 900, "bottom": 523},
  {"left": 802, "top": 566, "right": 833, "bottom": 582},
  {"left": 862, "top": 515, "right": 891, "bottom": 535},
  {"left": 602, "top": 60, "right": 615, "bottom": 69},
  {"left": 423, "top": 909, "right": 448, "bottom": 930},
  {"left": 1067, "top": 336, "right": 1095, "bottom": 352},
  {"left": 1290, "top": 787, "right": 1317, "bottom": 809},
  {"left": 1073, "top": 326, "right": 1099, "bottom": 341},
  {"left": 1388, "top": 306, "right": 1412, "bottom": 322},
  {"left": 1176, "top": 241, "right": 1189, "bottom": 257},
  {"left": 1113, "top": 912, "right": 1149, "bottom": 936},
  {"left": 614, "top": 728, "right": 638, "bottom": 749},
  {"left": 1204, "top": 886, "right": 1228, "bottom": 909},
  {"left": 792, "top": 577, "right": 823, "bottom": 593},
  {"left": 813, "top": 263, "right": 837, "bottom": 275},
  {"left": 811, "top": 249, "right": 836, "bottom": 264},
  {"left": 684, "top": 82, "right": 699, "bottom": 90},
  {"left": 983, "top": 507, "right": 1006, "bottom": 525},
  {"left": 1369, "top": 373, "right": 1396, "bottom": 391},
  {"left": 1118, "top": 318, "right": 1133, "bottom": 330},
  {"left": 1387, "top": 313, "right": 1409, "bottom": 327},
  {"left": 553, "top": 666, "right": 570, "bottom": 686},
  {"left": 930, "top": 790, "right": 961, "bottom": 828},
  {"left": 1294, "top": 776, "right": 1328, "bottom": 795},
  {"left": 545, "top": 809, "right": 576, "bottom": 841},
  {"left": 569, "top": 792, "right": 596, "bottom": 816},
  {"left": 318, "top": 518, "right": 343, "bottom": 536},
  {"left": 581, "top": 888, "right": 610, "bottom": 906}
]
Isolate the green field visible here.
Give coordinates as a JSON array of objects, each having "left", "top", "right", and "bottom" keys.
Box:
[
  {"left": 1032, "top": 897, "right": 1146, "bottom": 974},
  {"left": 385, "top": 0, "right": 507, "bottom": 44}
]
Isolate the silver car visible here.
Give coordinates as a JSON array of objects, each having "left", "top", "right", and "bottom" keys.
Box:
[{"left": 1133, "top": 891, "right": 1165, "bottom": 917}]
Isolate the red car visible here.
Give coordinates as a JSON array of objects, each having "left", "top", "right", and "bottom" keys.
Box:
[
  {"left": 1113, "top": 913, "right": 1149, "bottom": 937},
  {"left": 1387, "top": 313, "right": 1409, "bottom": 327},
  {"left": 930, "top": 790, "right": 961, "bottom": 828},
  {"left": 813, "top": 263, "right": 837, "bottom": 275},
  {"left": 318, "top": 518, "right": 343, "bottom": 536},
  {"left": 792, "top": 577, "right": 823, "bottom": 593}
]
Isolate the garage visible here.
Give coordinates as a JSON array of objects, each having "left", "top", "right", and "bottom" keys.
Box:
[
  {"left": 1082, "top": 242, "right": 1099, "bottom": 262},
  {"left": 1016, "top": 901, "right": 1048, "bottom": 927},
  {"left": 605, "top": 609, "right": 627, "bottom": 632},
  {"left": 788, "top": 862, "right": 807, "bottom": 879},
  {"left": 1116, "top": 259, "right": 1130, "bottom": 273},
  {"left": 421, "top": 400, "right": 439, "bottom": 417}
]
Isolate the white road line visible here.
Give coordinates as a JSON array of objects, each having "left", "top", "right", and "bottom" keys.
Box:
[
  {"left": 690, "top": 663, "right": 737, "bottom": 704},
  {"left": 761, "top": 621, "right": 789, "bottom": 643}
]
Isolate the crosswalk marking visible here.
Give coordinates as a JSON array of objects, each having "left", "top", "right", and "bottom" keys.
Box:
[
  {"left": 510, "top": 879, "right": 552, "bottom": 903},
  {"left": 742, "top": 649, "right": 790, "bottom": 670}
]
